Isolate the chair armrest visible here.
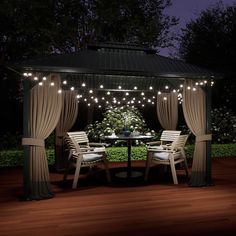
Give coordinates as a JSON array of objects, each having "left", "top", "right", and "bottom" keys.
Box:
[
  {"left": 89, "top": 142, "right": 109, "bottom": 147},
  {"left": 146, "top": 141, "right": 161, "bottom": 146},
  {"left": 147, "top": 148, "right": 172, "bottom": 153},
  {"left": 80, "top": 147, "right": 94, "bottom": 152}
]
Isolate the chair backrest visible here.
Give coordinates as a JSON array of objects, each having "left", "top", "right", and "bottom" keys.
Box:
[
  {"left": 64, "top": 133, "right": 82, "bottom": 156},
  {"left": 160, "top": 130, "right": 181, "bottom": 144},
  {"left": 170, "top": 134, "right": 189, "bottom": 152},
  {"left": 67, "top": 131, "right": 90, "bottom": 148}
]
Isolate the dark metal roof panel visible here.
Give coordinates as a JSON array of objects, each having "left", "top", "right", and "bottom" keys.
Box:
[{"left": 13, "top": 47, "right": 217, "bottom": 78}]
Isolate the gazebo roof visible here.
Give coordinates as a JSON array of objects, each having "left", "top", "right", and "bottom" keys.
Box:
[
  {"left": 11, "top": 42, "right": 221, "bottom": 95},
  {"left": 14, "top": 42, "right": 216, "bottom": 79}
]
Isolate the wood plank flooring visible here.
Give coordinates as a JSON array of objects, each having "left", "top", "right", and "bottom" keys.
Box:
[{"left": 0, "top": 158, "right": 236, "bottom": 236}]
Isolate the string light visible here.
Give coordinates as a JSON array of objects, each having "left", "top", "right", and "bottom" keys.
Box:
[{"left": 23, "top": 72, "right": 215, "bottom": 108}]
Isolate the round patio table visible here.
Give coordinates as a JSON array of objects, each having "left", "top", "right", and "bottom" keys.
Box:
[{"left": 101, "top": 134, "right": 153, "bottom": 179}]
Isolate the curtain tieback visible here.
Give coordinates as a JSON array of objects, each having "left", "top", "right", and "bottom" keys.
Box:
[
  {"left": 196, "top": 134, "right": 212, "bottom": 142},
  {"left": 22, "top": 138, "right": 45, "bottom": 147}
]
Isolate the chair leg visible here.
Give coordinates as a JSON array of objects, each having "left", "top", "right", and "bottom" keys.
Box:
[
  {"left": 63, "top": 162, "right": 70, "bottom": 182},
  {"left": 72, "top": 159, "right": 82, "bottom": 189},
  {"left": 183, "top": 158, "right": 189, "bottom": 178},
  {"left": 144, "top": 153, "right": 152, "bottom": 181},
  {"left": 169, "top": 158, "right": 178, "bottom": 184},
  {"left": 103, "top": 158, "right": 111, "bottom": 183}
]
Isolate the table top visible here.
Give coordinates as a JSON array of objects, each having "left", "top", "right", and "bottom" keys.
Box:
[{"left": 101, "top": 134, "right": 153, "bottom": 140}]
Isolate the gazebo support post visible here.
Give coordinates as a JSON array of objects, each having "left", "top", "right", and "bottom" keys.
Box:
[
  {"left": 21, "top": 79, "right": 31, "bottom": 200},
  {"left": 205, "top": 82, "right": 214, "bottom": 186}
]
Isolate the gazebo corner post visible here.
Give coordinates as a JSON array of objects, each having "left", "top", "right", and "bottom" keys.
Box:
[
  {"left": 205, "top": 82, "right": 214, "bottom": 186},
  {"left": 21, "top": 78, "right": 31, "bottom": 200},
  {"left": 54, "top": 129, "right": 65, "bottom": 172}
]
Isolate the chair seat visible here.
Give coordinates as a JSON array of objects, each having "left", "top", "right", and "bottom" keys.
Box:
[
  {"left": 83, "top": 153, "right": 103, "bottom": 162},
  {"left": 149, "top": 146, "right": 164, "bottom": 150},
  {"left": 93, "top": 147, "right": 106, "bottom": 152},
  {"left": 153, "top": 152, "right": 181, "bottom": 160}
]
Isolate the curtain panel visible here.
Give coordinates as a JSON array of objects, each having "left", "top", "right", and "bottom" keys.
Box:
[
  {"left": 156, "top": 92, "right": 178, "bottom": 130},
  {"left": 55, "top": 90, "right": 78, "bottom": 170},
  {"left": 182, "top": 79, "right": 212, "bottom": 186},
  {"left": 22, "top": 74, "right": 62, "bottom": 200}
]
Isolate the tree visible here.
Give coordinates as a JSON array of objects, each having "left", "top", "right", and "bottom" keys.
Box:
[
  {"left": 178, "top": 1, "right": 236, "bottom": 112},
  {"left": 0, "top": 0, "right": 178, "bottom": 133},
  {"left": 92, "top": 0, "right": 178, "bottom": 49},
  {"left": 0, "top": 0, "right": 177, "bottom": 64},
  {"left": 179, "top": 1, "right": 236, "bottom": 73}
]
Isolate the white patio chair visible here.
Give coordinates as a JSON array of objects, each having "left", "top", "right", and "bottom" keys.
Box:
[
  {"left": 63, "top": 131, "right": 111, "bottom": 189},
  {"left": 145, "top": 134, "right": 189, "bottom": 184},
  {"left": 146, "top": 130, "right": 181, "bottom": 149}
]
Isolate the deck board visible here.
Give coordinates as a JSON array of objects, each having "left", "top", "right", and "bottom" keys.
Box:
[{"left": 0, "top": 158, "right": 236, "bottom": 236}]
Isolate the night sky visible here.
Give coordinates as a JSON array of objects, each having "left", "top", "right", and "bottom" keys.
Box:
[{"left": 160, "top": 0, "right": 236, "bottom": 56}]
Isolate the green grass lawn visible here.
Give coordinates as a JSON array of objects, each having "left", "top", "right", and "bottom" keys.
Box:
[{"left": 0, "top": 143, "right": 236, "bottom": 167}]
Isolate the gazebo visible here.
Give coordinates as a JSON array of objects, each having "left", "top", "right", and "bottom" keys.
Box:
[{"left": 11, "top": 42, "right": 219, "bottom": 200}]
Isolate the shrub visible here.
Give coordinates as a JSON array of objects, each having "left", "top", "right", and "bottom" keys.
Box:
[
  {"left": 211, "top": 107, "right": 236, "bottom": 143},
  {"left": 86, "top": 105, "right": 153, "bottom": 141}
]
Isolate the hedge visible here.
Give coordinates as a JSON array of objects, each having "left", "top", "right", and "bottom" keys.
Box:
[{"left": 0, "top": 144, "right": 236, "bottom": 167}]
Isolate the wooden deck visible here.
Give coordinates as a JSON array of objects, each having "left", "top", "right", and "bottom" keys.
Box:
[{"left": 1, "top": 158, "right": 236, "bottom": 236}]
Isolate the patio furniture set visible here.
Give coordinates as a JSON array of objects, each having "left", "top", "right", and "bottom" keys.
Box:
[{"left": 63, "top": 130, "right": 189, "bottom": 189}]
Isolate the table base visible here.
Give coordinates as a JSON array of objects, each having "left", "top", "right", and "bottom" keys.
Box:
[{"left": 115, "top": 171, "right": 143, "bottom": 178}]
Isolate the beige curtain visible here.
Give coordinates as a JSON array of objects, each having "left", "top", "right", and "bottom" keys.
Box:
[
  {"left": 55, "top": 90, "right": 78, "bottom": 170},
  {"left": 156, "top": 92, "right": 178, "bottom": 130},
  {"left": 182, "top": 79, "right": 212, "bottom": 186},
  {"left": 22, "top": 74, "right": 62, "bottom": 200}
]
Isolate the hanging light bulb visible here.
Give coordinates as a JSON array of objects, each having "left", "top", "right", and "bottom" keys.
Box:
[{"left": 63, "top": 80, "right": 67, "bottom": 85}]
